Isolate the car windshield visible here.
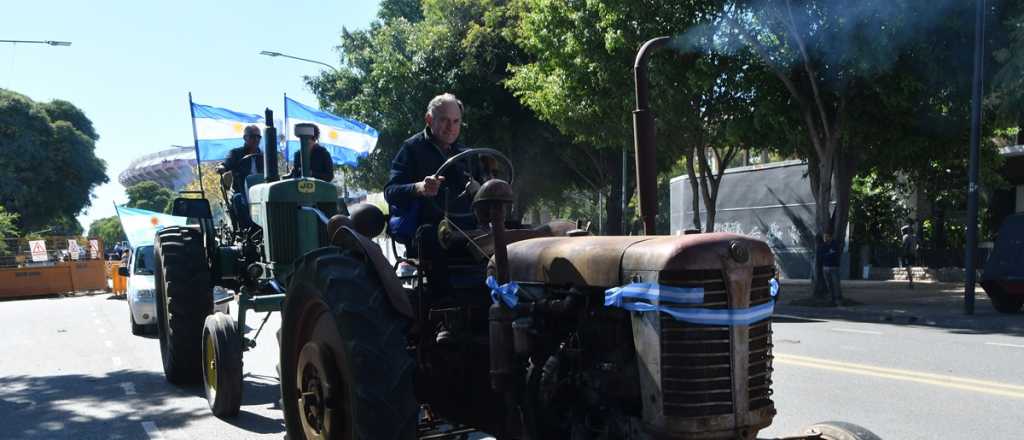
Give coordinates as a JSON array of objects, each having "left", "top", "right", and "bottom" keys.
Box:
[{"left": 134, "top": 246, "right": 155, "bottom": 275}]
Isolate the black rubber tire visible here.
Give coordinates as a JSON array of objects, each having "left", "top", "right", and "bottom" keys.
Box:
[
  {"left": 801, "top": 421, "right": 882, "bottom": 440},
  {"left": 154, "top": 226, "right": 214, "bottom": 385},
  {"left": 130, "top": 306, "right": 145, "bottom": 336},
  {"left": 281, "top": 247, "right": 417, "bottom": 440},
  {"left": 986, "top": 287, "right": 1024, "bottom": 314},
  {"left": 202, "top": 312, "right": 243, "bottom": 418}
]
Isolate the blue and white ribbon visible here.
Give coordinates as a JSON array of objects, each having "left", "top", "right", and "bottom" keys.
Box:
[
  {"left": 604, "top": 282, "right": 773, "bottom": 326},
  {"left": 486, "top": 276, "right": 519, "bottom": 308},
  {"left": 604, "top": 283, "right": 704, "bottom": 307}
]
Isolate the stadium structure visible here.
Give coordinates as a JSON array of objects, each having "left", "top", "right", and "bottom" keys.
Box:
[{"left": 118, "top": 146, "right": 198, "bottom": 190}]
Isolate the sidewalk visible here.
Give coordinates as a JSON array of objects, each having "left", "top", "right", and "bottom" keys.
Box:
[{"left": 774, "top": 279, "right": 1024, "bottom": 334}]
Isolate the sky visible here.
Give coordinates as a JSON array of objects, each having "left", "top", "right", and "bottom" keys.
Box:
[{"left": 1, "top": 0, "right": 380, "bottom": 232}]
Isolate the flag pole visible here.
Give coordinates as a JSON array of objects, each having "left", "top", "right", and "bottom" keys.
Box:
[
  {"left": 283, "top": 93, "right": 290, "bottom": 174},
  {"left": 188, "top": 92, "right": 205, "bottom": 197}
]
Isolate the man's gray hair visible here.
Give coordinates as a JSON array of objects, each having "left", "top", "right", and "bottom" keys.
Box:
[{"left": 425, "top": 93, "right": 464, "bottom": 118}]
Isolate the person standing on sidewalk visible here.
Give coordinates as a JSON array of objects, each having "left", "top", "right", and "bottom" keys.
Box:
[
  {"left": 818, "top": 230, "right": 843, "bottom": 306},
  {"left": 900, "top": 224, "right": 918, "bottom": 289}
]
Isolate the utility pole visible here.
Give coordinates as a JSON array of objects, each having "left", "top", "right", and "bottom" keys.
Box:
[{"left": 964, "top": 0, "right": 986, "bottom": 315}]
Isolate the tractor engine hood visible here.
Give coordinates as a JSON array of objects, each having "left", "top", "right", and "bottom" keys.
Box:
[{"left": 505, "top": 233, "right": 774, "bottom": 288}]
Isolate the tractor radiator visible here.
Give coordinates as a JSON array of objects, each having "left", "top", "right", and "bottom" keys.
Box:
[
  {"left": 266, "top": 202, "right": 336, "bottom": 265},
  {"left": 635, "top": 266, "right": 775, "bottom": 439}
]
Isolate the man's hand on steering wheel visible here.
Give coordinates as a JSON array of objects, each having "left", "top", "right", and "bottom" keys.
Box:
[{"left": 415, "top": 175, "right": 446, "bottom": 197}]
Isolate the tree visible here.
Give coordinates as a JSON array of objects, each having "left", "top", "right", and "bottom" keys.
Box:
[
  {"left": 681, "top": 1, "right": 1005, "bottom": 293},
  {"left": 125, "top": 181, "right": 176, "bottom": 213},
  {"left": 182, "top": 167, "right": 227, "bottom": 223},
  {"left": 0, "top": 205, "right": 19, "bottom": 255},
  {"left": 87, "top": 216, "right": 125, "bottom": 249},
  {"left": 309, "top": 0, "right": 578, "bottom": 220},
  {"left": 0, "top": 89, "right": 108, "bottom": 233},
  {"left": 506, "top": 0, "right": 781, "bottom": 234}
]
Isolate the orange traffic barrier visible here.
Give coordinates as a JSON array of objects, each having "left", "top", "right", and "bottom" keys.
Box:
[
  {"left": 0, "top": 260, "right": 108, "bottom": 299},
  {"left": 111, "top": 263, "right": 128, "bottom": 295}
]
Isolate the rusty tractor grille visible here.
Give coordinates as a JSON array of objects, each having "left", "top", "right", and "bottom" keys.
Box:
[
  {"left": 657, "top": 266, "right": 775, "bottom": 418},
  {"left": 660, "top": 317, "right": 734, "bottom": 417},
  {"left": 749, "top": 265, "right": 774, "bottom": 411}
]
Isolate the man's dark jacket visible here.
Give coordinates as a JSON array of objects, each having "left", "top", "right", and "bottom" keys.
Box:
[
  {"left": 817, "top": 239, "right": 841, "bottom": 268},
  {"left": 384, "top": 129, "right": 477, "bottom": 230},
  {"left": 220, "top": 146, "right": 263, "bottom": 193},
  {"left": 286, "top": 144, "right": 334, "bottom": 182}
]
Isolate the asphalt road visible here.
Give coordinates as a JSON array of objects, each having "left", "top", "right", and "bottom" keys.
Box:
[
  {"left": 2, "top": 292, "right": 1023, "bottom": 439},
  {"left": 760, "top": 304, "right": 1024, "bottom": 439}
]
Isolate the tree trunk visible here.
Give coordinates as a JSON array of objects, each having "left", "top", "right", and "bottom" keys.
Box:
[
  {"left": 685, "top": 147, "right": 702, "bottom": 231},
  {"left": 604, "top": 151, "right": 624, "bottom": 235}
]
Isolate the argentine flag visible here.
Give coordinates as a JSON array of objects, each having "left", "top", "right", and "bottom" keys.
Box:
[
  {"left": 115, "top": 205, "right": 189, "bottom": 248},
  {"left": 284, "top": 97, "right": 378, "bottom": 166},
  {"left": 191, "top": 102, "right": 265, "bottom": 162}
]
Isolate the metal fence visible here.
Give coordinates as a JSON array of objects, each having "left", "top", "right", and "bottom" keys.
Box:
[{"left": 0, "top": 236, "right": 107, "bottom": 269}]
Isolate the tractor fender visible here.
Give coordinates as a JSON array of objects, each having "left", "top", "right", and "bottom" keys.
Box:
[{"left": 330, "top": 226, "right": 415, "bottom": 319}]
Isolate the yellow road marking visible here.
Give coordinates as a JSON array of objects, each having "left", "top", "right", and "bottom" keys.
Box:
[{"left": 774, "top": 353, "right": 1024, "bottom": 399}]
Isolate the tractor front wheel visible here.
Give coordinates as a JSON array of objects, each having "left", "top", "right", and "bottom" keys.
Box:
[
  {"left": 202, "top": 312, "right": 243, "bottom": 418},
  {"left": 280, "top": 247, "right": 417, "bottom": 440},
  {"left": 800, "top": 421, "right": 882, "bottom": 440}
]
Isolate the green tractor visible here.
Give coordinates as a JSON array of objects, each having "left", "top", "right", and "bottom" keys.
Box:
[{"left": 153, "top": 118, "right": 352, "bottom": 417}]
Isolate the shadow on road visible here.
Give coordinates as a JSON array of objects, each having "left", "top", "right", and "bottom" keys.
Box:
[
  {"left": 0, "top": 370, "right": 206, "bottom": 438},
  {"left": 0, "top": 369, "right": 286, "bottom": 438},
  {"left": 776, "top": 296, "right": 1024, "bottom": 338}
]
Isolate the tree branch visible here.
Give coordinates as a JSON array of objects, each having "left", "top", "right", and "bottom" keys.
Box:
[{"left": 784, "top": 0, "right": 832, "bottom": 142}]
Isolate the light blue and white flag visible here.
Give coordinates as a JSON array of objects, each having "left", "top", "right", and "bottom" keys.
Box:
[
  {"left": 115, "top": 205, "right": 189, "bottom": 248},
  {"left": 284, "top": 96, "right": 378, "bottom": 166},
  {"left": 190, "top": 101, "right": 265, "bottom": 162}
]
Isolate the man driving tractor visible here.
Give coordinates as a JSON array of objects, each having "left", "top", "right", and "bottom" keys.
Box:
[{"left": 384, "top": 93, "right": 489, "bottom": 256}]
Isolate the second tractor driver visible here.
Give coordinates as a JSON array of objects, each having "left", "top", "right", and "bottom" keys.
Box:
[{"left": 384, "top": 93, "right": 485, "bottom": 256}]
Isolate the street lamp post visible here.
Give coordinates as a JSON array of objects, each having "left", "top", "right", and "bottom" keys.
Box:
[
  {"left": 258, "top": 50, "right": 347, "bottom": 197},
  {"left": 258, "top": 50, "right": 337, "bottom": 73},
  {"left": 0, "top": 40, "right": 72, "bottom": 46}
]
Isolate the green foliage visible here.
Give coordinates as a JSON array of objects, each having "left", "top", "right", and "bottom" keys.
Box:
[
  {"left": 125, "top": 181, "right": 176, "bottom": 213},
  {"left": 0, "top": 205, "right": 19, "bottom": 255},
  {"left": 849, "top": 174, "right": 911, "bottom": 247},
  {"left": 86, "top": 216, "right": 125, "bottom": 248},
  {"left": 0, "top": 89, "right": 108, "bottom": 233},
  {"left": 309, "top": 0, "right": 577, "bottom": 216}
]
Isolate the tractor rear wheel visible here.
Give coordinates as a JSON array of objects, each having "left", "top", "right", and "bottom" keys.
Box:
[
  {"left": 280, "top": 247, "right": 417, "bottom": 440},
  {"left": 800, "top": 421, "right": 882, "bottom": 440},
  {"left": 202, "top": 312, "right": 243, "bottom": 418},
  {"left": 154, "top": 226, "right": 214, "bottom": 385}
]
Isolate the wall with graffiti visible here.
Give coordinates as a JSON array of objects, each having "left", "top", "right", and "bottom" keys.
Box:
[{"left": 670, "top": 160, "right": 847, "bottom": 279}]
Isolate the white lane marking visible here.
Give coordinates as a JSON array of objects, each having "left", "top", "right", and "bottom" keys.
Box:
[
  {"left": 112, "top": 357, "right": 123, "bottom": 367},
  {"left": 986, "top": 342, "right": 1024, "bottom": 349},
  {"left": 831, "top": 327, "right": 883, "bottom": 335},
  {"left": 142, "top": 421, "right": 165, "bottom": 439},
  {"left": 120, "top": 382, "right": 137, "bottom": 395},
  {"left": 104, "top": 340, "right": 113, "bottom": 348}
]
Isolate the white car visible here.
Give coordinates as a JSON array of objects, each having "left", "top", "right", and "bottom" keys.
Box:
[{"left": 122, "top": 245, "right": 231, "bottom": 336}]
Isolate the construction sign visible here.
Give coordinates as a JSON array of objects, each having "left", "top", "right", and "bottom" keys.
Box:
[
  {"left": 30, "top": 240, "right": 48, "bottom": 262},
  {"left": 68, "top": 240, "right": 81, "bottom": 260},
  {"left": 89, "top": 240, "right": 99, "bottom": 259}
]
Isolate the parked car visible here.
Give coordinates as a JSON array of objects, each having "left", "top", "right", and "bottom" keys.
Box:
[{"left": 119, "top": 245, "right": 230, "bottom": 335}]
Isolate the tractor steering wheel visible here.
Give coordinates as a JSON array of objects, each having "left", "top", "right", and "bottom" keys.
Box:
[{"left": 428, "top": 147, "right": 515, "bottom": 220}]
